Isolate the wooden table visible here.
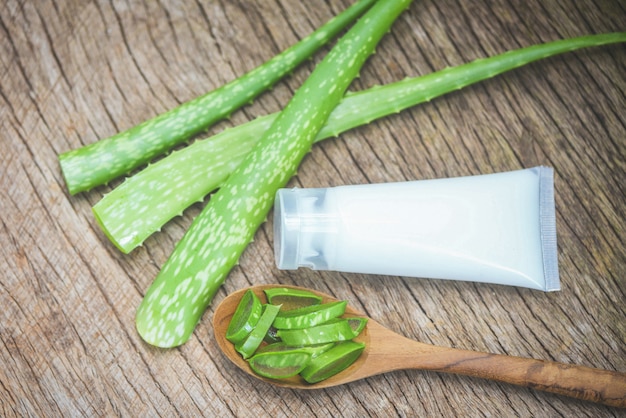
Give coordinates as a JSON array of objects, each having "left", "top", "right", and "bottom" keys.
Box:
[{"left": 2, "top": 0, "right": 624, "bottom": 416}]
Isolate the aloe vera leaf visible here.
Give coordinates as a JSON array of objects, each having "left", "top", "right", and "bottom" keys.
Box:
[
  {"left": 135, "top": 0, "right": 413, "bottom": 348},
  {"left": 93, "top": 33, "right": 626, "bottom": 253},
  {"left": 57, "top": 0, "right": 377, "bottom": 195}
]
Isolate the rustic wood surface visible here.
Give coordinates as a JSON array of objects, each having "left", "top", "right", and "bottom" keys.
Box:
[{"left": 1, "top": 0, "right": 624, "bottom": 416}]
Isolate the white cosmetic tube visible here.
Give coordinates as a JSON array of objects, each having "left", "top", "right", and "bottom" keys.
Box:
[{"left": 274, "top": 167, "right": 559, "bottom": 291}]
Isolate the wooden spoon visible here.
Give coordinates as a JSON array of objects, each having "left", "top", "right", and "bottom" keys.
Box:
[{"left": 213, "top": 285, "right": 626, "bottom": 407}]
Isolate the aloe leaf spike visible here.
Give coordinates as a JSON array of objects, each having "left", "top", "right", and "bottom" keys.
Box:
[
  {"left": 58, "top": 0, "right": 377, "bottom": 195},
  {"left": 93, "top": 33, "right": 626, "bottom": 253},
  {"left": 135, "top": 0, "right": 413, "bottom": 348}
]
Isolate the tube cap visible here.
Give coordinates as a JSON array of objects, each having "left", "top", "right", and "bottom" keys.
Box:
[{"left": 274, "top": 188, "right": 337, "bottom": 270}]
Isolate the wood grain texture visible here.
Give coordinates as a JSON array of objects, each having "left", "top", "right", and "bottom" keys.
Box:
[{"left": 0, "top": 0, "right": 624, "bottom": 416}]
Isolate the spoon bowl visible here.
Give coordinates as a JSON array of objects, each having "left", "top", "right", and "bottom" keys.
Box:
[{"left": 213, "top": 285, "right": 626, "bottom": 407}]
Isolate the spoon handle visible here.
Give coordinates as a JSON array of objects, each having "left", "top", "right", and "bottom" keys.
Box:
[
  {"left": 422, "top": 345, "right": 625, "bottom": 407},
  {"left": 365, "top": 322, "right": 625, "bottom": 407}
]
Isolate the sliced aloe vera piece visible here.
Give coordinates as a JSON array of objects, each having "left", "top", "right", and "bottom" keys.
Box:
[
  {"left": 346, "top": 317, "right": 368, "bottom": 335},
  {"left": 264, "top": 287, "right": 323, "bottom": 310},
  {"left": 263, "top": 326, "right": 281, "bottom": 344},
  {"left": 235, "top": 304, "right": 281, "bottom": 359},
  {"left": 257, "top": 342, "right": 335, "bottom": 358},
  {"left": 272, "top": 301, "right": 347, "bottom": 330},
  {"left": 277, "top": 318, "right": 364, "bottom": 346},
  {"left": 248, "top": 350, "right": 312, "bottom": 379},
  {"left": 226, "top": 289, "right": 263, "bottom": 344},
  {"left": 300, "top": 341, "right": 365, "bottom": 384}
]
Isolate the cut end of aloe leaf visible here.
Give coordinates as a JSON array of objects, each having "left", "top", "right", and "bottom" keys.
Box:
[
  {"left": 58, "top": 153, "right": 77, "bottom": 195},
  {"left": 92, "top": 206, "right": 134, "bottom": 254},
  {"left": 264, "top": 287, "right": 323, "bottom": 310},
  {"left": 59, "top": 150, "right": 105, "bottom": 196}
]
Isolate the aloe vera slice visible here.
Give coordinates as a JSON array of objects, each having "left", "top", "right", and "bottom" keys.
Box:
[
  {"left": 277, "top": 318, "right": 366, "bottom": 346},
  {"left": 264, "top": 287, "right": 323, "bottom": 310},
  {"left": 235, "top": 304, "right": 281, "bottom": 359},
  {"left": 226, "top": 289, "right": 263, "bottom": 344},
  {"left": 272, "top": 301, "right": 347, "bottom": 330},
  {"left": 248, "top": 350, "right": 312, "bottom": 379},
  {"left": 300, "top": 341, "right": 365, "bottom": 384},
  {"left": 263, "top": 326, "right": 281, "bottom": 344},
  {"left": 346, "top": 317, "right": 368, "bottom": 335},
  {"left": 257, "top": 342, "right": 335, "bottom": 358}
]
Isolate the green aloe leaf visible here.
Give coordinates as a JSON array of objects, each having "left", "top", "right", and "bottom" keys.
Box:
[
  {"left": 92, "top": 33, "right": 626, "bottom": 253},
  {"left": 58, "top": 0, "right": 377, "bottom": 194},
  {"left": 135, "top": 0, "right": 413, "bottom": 348}
]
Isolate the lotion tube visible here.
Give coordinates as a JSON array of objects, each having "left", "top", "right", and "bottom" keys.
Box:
[{"left": 274, "top": 167, "right": 559, "bottom": 291}]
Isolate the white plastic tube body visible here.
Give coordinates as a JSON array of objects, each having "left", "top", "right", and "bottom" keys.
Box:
[{"left": 274, "top": 167, "right": 559, "bottom": 291}]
